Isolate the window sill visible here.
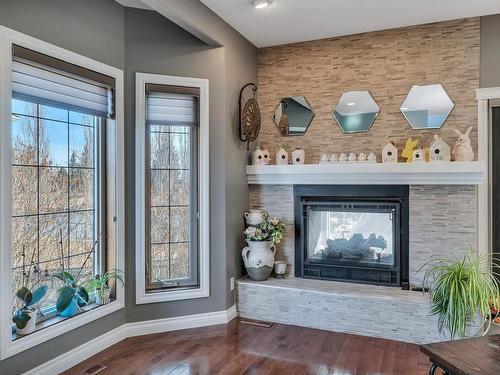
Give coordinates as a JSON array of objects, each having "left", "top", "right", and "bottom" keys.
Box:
[
  {"left": 136, "top": 285, "right": 209, "bottom": 304},
  {"left": 3, "top": 298, "right": 124, "bottom": 360}
]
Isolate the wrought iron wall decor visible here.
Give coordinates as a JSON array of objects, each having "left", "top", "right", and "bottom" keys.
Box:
[{"left": 238, "top": 83, "right": 261, "bottom": 149}]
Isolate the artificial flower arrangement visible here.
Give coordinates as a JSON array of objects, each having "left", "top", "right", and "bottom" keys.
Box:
[{"left": 244, "top": 216, "right": 286, "bottom": 244}]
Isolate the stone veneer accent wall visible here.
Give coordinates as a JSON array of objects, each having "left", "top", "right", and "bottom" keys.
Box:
[
  {"left": 256, "top": 18, "right": 480, "bottom": 162},
  {"left": 250, "top": 184, "right": 477, "bottom": 287}
]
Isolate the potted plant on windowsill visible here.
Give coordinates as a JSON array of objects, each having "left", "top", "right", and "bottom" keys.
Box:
[
  {"left": 420, "top": 249, "right": 500, "bottom": 339},
  {"left": 242, "top": 213, "right": 286, "bottom": 281},
  {"left": 12, "top": 246, "right": 48, "bottom": 335},
  {"left": 85, "top": 269, "right": 125, "bottom": 305}
]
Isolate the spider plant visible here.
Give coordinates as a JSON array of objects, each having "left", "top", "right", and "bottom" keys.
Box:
[
  {"left": 421, "top": 249, "right": 500, "bottom": 339},
  {"left": 85, "top": 269, "right": 125, "bottom": 305}
]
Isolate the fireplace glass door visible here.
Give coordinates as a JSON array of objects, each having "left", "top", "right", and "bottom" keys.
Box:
[{"left": 302, "top": 201, "right": 401, "bottom": 285}]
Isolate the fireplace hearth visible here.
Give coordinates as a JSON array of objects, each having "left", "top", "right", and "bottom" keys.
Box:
[{"left": 294, "top": 185, "right": 409, "bottom": 288}]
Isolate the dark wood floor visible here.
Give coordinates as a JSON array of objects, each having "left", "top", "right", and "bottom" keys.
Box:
[{"left": 64, "top": 319, "right": 431, "bottom": 375}]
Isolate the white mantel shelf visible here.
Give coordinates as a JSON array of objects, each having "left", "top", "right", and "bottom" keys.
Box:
[{"left": 246, "top": 161, "right": 485, "bottom": 185}]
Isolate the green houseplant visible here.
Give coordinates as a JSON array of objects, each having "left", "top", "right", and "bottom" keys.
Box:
[
  {"left": 53, "top": 271, "right": 89, "bottom": 317},
  {"left": 12, "top": 285, "right": 48, "bottom": 335},
  {"left": 421, "top": 250, "right": 500, "bottom": 339},
  {"left": 86, "top": 269, "right": 125, "bottom": 305}
]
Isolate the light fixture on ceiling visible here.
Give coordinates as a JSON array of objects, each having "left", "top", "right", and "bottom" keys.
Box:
[
  {"left": 347, "top": 102, "right": 356, "bottom": 106},
  {"left": 252, "top": 0, "right": 272, "bottom": 9}
]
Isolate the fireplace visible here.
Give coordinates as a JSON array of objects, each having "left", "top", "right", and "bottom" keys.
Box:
[{"left": 294, "top": 185, "right": 409, "bottom": 288}]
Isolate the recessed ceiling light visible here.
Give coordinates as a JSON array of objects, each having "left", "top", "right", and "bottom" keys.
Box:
[
  {"left": 347, "top": 102, "right": 356, "bottom": 106},
  {"left": 252, "top": 0, "right": 271, "bottom": 9}
]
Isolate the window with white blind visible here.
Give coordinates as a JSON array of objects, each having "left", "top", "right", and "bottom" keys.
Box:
[
  {"left": 0, "top": 26, "right": 124, "bottom": 359},
  {"left": 135, "top": 73, "right": 209, "bottom": 304}
]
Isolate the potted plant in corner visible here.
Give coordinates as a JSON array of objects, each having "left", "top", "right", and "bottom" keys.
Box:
[
  {"left": 421, "top": 249, "right": 500, "bottom": 339},
  {"left": 86, "top": 269, "right": 125, "bottom": 305},
  {"left": 242, "top": 212, "right": 286, "bottom": 281},
  {"left": 12, "top": 246, "right": 48, "bottom": 335}
]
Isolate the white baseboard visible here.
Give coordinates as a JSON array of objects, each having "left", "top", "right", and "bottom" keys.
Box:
[{"left": 24, "top": 305, "right": 237, "bottom": 375}]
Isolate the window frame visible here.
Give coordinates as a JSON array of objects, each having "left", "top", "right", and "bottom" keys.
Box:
[
  {"left": 135, "top": 73, "right": 209, "bottom": 304},
  {"left": 0, "top": 25, "right": 125, "bottom": 360}
]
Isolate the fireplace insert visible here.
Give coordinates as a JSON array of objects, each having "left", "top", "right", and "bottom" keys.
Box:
[{"left": 294, "top": 185, "right": 409, "bottom": 288}]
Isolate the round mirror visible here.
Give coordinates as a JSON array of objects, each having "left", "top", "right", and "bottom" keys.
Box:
[
  {"left": 400, "top": 84, "right": 454, "bottom": 129},
  {"left": 332, "top": 91, "right": 380, "bottom": 133},
  {"left": 272, "top": 96, "right": 315, "bottom": 136}
]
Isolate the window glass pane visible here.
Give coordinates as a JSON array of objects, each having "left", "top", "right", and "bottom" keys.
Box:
[
  {"left": 38, "top": 213, "right": 69, "bottom": 262},
  {"left": 39, "top": 167, "right": 69, "bottom": 213},
  {"left": 40, "top": 104, "right": 68, "bottom": 122},
  {"left": 12, "top": 98, "right": 37, "bottom": 117},
  {"left": 150, "top": 207, "right": 169, "bottom": 244},
  {"left": 69, "top": 111, "right": 95, "bottom": 126},
  {"left": 170, "top": 243, "right": 189, "bottom": 279},
  {"left": 69, "top": 124, "right": 93, "bottom": 168},
  {"left": 170, "top": 206, "right": 189, "bottom": 242},
  {"left": 149, "top": 131, "right": 169, "bottom": 169},
  {"left": 150, "top": 244, "right": 169, "bottom": 281},
  {"left": 170, "top": 169, "right": 190, "bottom": 206},
  {"left": 150, "top": 170, "right": 169, "bottom": 207},
  {"left": 69, "top": 211, "right": 94, "bottom": 276},
  {"left": 169, "top": 132, "right": 190, "bottom": 169},
  {"left": 12, "top": 166, "right": 37, "bottom": 216},
  {"left": 11, "top": 216, "right": 38, "bottom": 269},
  {"left": 70, "top": 168, "right": 94, "bottom": 211},
  {"left": 12, "top": 115, "right": 37, "bottom": 165},
  {"left": 40, "top": 119, "right": 68, "bottom": 166}
]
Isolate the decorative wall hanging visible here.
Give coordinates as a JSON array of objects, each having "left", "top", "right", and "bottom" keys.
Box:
[
  {"left": 400, "top": 84, "right": 454, "bottom": 130},
  {"left": 452, "top": 127, "right": 474, "bottom": 161},
  {"left": 402, "top": 138, "right": 419, "bottom": 162},
  {"left": 272, "top": 96, "right": 315, "bottom": 136},
  {"left": 382, "top": 142, "right": 399, "bottom": 163},
  {"left": 238, "top": 83, "right": 261, "bottom": 150},
  {"left": 429, "top": 135, "right": 451, "bottom": 162},
  {"left": 332, "top": 91, "right": 380, "bottom": 133}
]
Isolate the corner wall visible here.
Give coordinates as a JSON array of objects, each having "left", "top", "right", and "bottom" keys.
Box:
[{"left": 480, "top": 14, "right": 500, "bottom": 88}]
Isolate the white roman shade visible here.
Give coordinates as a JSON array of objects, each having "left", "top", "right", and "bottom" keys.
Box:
[
  {"left": 12, "top": 45, "right": 114, "bottom": 117},
  {"left": 146, "top": 85, "right": 199, "bottom": 127}
]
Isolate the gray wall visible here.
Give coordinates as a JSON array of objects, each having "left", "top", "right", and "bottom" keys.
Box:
[
  {"left": 0, "top": 0, "right": 256, "bottom": 373},
  {"left": 480, "top": 14, "right": 500, "bottom": 88}
]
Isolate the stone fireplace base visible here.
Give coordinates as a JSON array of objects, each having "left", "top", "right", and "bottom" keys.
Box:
[{"left": 237, "top": 277, "right": 444, "bottom": 344}]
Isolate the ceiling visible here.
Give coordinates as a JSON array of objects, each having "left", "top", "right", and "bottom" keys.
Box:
[
  {"left": 199, "top": 0, "right": 500, "bottom": 47},
  {"left": 114, "top": 0, "right": 150, "bottom": 10}
]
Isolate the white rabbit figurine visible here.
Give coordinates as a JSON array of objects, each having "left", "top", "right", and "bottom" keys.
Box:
[{"left": 452, "top": 127, "right": 474, "bottom": 161}]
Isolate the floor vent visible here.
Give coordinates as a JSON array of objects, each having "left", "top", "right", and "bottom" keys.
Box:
[
  {"left": 83, "top": 364, "right": 108, "bottom": 374},
  {"left": 240, "top": 318, "right": 275, "bottom": 328}
]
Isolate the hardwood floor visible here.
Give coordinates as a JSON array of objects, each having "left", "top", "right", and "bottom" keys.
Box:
[{"left": 63, "top": 319, "right": 431, "bottom": 375}]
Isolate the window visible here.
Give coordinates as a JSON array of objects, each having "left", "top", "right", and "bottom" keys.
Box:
[
  {"left": 0, "top": 26, "right": 124, "bottom": 360},
  {"left": 136, "top": 74, "right": 209, "bottom": 304},
  {"left": 11, "top": 98, "right": 103, "bottom": 313}
]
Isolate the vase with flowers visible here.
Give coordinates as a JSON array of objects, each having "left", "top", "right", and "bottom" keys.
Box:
[{"left": 242, "top": 214, "right": 286, "bottom": 281}]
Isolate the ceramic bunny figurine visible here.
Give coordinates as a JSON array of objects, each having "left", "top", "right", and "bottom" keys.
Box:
[
  {"left": 401, "top": 138, "right": 419, "bottom": 162},
  {"left": 452, "top": 127, "right": 474, "bottom": 161}
]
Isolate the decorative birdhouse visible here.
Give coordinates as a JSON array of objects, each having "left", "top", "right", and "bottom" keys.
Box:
[
  {"left": 252, "top": 145, "right": 270, "bottom": 165},
  {"left": 429, "top": 135, "right": 451, "bottom": 162},
  {"left": 291, "top": 147, "right": 305, "bottom": 164},
  {"left": 382, "top": 142, "right": 398, "bottom": 163},
  {"left": 276, "top": 144, "right": 289, "bottom": 165},
  {"left": 412, "top": 148, "right": 426, "bottom": 163}
]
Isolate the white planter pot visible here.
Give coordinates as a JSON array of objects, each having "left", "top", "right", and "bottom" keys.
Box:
[
  {"left": 95, "top": 288, "right": 111, "bottom": 305},
  {"left": 242, "top": 241, "right": 276, "bottom": 281},
  {"left": 16, "top": 309, "right": 37, "bottom": 335}
]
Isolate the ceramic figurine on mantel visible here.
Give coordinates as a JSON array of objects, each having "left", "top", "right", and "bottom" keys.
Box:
[
  {"left": 382, "top": 142, "right": 398, "bottom": 163},
  {"left": 402, "top": 138, "right": 419, "bottom": 162},
  {"left": 429, "top": 135, "right": 451, "bottom": 162},
  {"left": 452, "top": 127, "right": 474, "bottom": 161},
  {"left": 252, "top": 145, "right": 270, "bottom": 165},
  {"left": 242, "top": 212, "right": 286, "bottom": 281},
  {"left": 275, "top": 144, "right": 289, "bottom": 165},
  {"left": 291, "top": 147, "right": 305, "bottom": 164}
]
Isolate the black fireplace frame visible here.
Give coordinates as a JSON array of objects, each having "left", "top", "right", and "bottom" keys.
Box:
[{"left": 294, "top": 185, "right": 410, "bottom": 289}]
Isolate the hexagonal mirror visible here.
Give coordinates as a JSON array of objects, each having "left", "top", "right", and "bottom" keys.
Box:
[
  {"left": 332, "top": 91, "right": 379, "bottom": 133},
  {"left": 400, "top": 84, "right": 454, "bottom": 129},
  {"left": 272, "top": 96, "right": 315, "bottom": 136}
]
